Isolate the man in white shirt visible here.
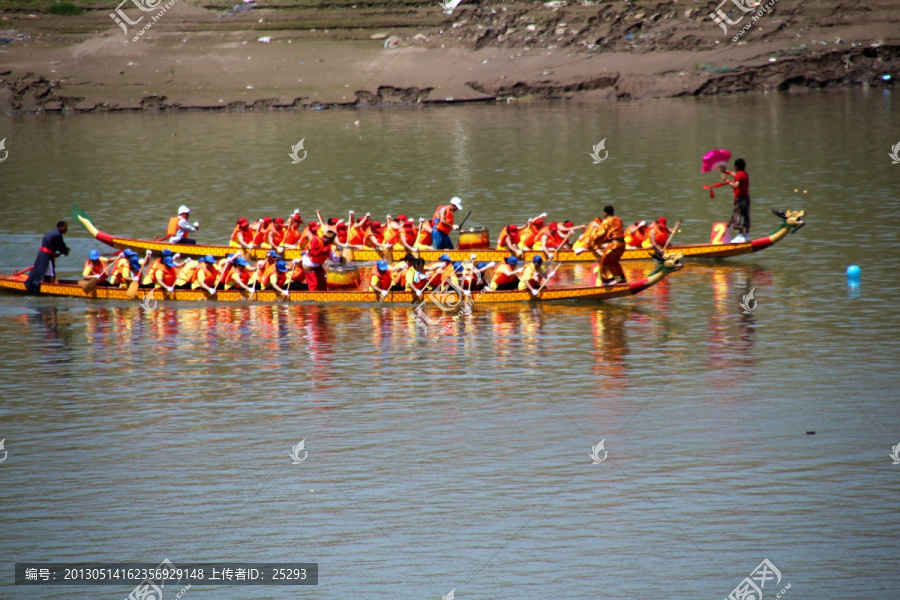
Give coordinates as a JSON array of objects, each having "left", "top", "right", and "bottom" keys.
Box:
[{"left": 169, "top": 205, "right": 199, "bottom": 244}]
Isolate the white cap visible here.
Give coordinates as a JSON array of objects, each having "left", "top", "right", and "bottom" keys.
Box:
[
  {"left": 638, "top": 220, "right": 647, "bottom": 227},
  {"left": 178, "top": 205, "right": 191, "bottom": 214},
  {"left": 450, "top": 197, "right": 462, "bottom": 210}
]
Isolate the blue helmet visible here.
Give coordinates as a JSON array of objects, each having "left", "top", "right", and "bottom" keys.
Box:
[
  {"left": 275, "top": 260, "right": 288, "bottom": 273},
  {"left": 376, "top": 259, "right": 388, "bottom": 271},
  {"left": 439, "top": 253, "right": 452, "bottom": 262},
  {"left": 89, "top": 250, "right": 101, "bottom": 261}
]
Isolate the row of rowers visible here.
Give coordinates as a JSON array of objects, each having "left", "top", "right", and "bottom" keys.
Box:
[
  {"left": 224, "top": 208, "right": 674, "bottom": 254},
  {"left": 82, "top": 249, "right": 563, "bottom": 296}
]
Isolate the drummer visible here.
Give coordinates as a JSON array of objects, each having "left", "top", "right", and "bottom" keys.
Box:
[
  {"left": 303, "top": 229, "right": 336, "bottom": 291},
  {"left": 497, "top": 223, "right": 523, "bottom": 256}
]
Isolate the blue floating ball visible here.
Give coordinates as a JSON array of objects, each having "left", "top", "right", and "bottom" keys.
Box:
[{"left": 846, "top": 265, "right": 861, "bottom": 278}]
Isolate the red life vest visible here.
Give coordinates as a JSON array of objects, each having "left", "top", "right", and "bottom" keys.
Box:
[
  {"left": 370, "top": 269, "right": 393, "bottom": 290},
  {"left": 283, "top": 226, "right": 302, "bottom": 246},
  {"left": 497, "top": 226, "right": 521, "bottom": 249}
]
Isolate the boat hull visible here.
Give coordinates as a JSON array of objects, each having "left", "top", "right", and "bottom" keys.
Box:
[
  {"left": 72, "top": 207, "right": 804, "bottom": 264},
  {"left": 0, "top": 275, "right": 662, "bottom": 305}
]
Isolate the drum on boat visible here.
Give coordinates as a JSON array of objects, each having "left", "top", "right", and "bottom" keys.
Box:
[
  {"left": 326, "top": 264, "right": 361, "bottom": 289},
  {"left": 458, "top": 226, "right": 490, "bottom": 250}
]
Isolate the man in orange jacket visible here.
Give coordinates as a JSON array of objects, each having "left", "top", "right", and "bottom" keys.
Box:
[{"left": 432, "top": 196, "right": 462, "bottom": 250}]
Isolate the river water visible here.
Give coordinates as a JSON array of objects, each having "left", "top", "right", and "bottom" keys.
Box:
[{"left": 1, "top": 90, "right": 899, "bottom": 600}]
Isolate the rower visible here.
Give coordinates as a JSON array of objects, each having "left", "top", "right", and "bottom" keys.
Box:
[
  {"left": 297, "top": 221, "right": 320, "bottom": 250},
  {"left": 252, "top": 217, "right": 273, "bottom": 247},
  {"left": 216, "top": 252, "right": 238, "bottom": 287},
  {"left": 573, "top": 216, "right": 603, "bottom": 255},
  {"left": 406, "top": 258, "right": 430, "bottom": 296},
  {"left": 557, "top": 219, "right": 583, "bottom": 241},
  {"left": 334, "top": 220, "right": 349, "bottom": 247},
  {"left": 191, "top": 255, "right": 220, "bottom": 293},
  {"left": 518, "top": 216, "right": 545, "bottom": 251},
  {"left": 346, "top": 213, "right": 372, "bottom": 248},
  {"left": 253, "top": 250, "right": 280, "bottom": 287},
  {"left": 624, "top": 221, "right": 648, "bottom": 249},
  {"left": 383, "top": 214, "right": 405, "bottom": 248},
  {"left": 168, "top": 205, "right": 199, "bottom": 244},
  {"left": 641, "top": 217, "right": 671, "bottom": 251},
  {"left": 461, "top": 258, "right": 492, "bottom": 292},
  {"left": 534, "top": 222, "right": 566, "bottom": 254},
  {"left": 142, "top": 249, "right": 183, "bottom": 286},
  {"left": 369, "top": 259, "right": 394, "bottom": 298},
  {"left": 153, "top": 254, "right": 180, "bottom": 292},
  {"left": 496, "top": 223, "right": 523, "bottom": 256},
  {"left": 224, "top": 257, "right": 254, "bottom": 292},
  {"left": 264, "top": 217, "right": 287, "bottom": 250},
  {"left": 268, "top": 259, "right": 297, "bottom": 296},
  {"left": 414, "top": 218, "right": 433, "bottom": 250},
  {"left": 592, "top": 205, "right": 627, "bottom": 286},
  {"left": 303, "top": 229, "right": 336, "bottom": 291},
  {"left": 518, "top": 256, "right": 547, "bottom": 294},
  {"left": 82, "top": 250, "right": 111, "bottom": 284},
  {"left": 365, "top": 221, "right": 388, "bottom": 249},
  {"left": 230, "top": 217, "right": 255, "bottom": 249},
  {"left": 173, "top": 257, "right": 202, "bottom": 289},
  {"left": 488, "top": 256, "right": 522, "bottom": 291},
  {"left": 25, "top": 221, "right": 70, "bottom": 293},
  {"left": 433, "top": 253, "right": 459, "bottom": 289},
  {"left": 109, "top": 249, "right": 140, "bottom": 287},
  {"left": 282, "top": 214, "right": 304, "bottom": 248},
  {"left": 393, "top": 219, "right": 417, "bottom": 252},
  {"left": 431, "top": 196, "right": 462, "bottom": 250}
]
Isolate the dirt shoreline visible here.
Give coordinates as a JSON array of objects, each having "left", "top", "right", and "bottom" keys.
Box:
[{"left": 0, "top": 0, "right": 897, "bottom": 114}]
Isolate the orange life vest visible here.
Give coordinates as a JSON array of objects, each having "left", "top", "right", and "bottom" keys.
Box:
[
  {"left": 415, "top": 223, "right": 432, "bottom": 247},
  {"left": 82, "top": 257, "right": 108, "bottom": 277},
  {"left": 365, "top": 230, "right": 384, "bottom": 248},
  {"left": 433, "top": 205, "right": 454, "bottom": 234},
  {"left": 491, "top": 264, "right": 518, "bottom": 287},
  {"left": 142, "top": 258, "right": 164, "bottom": 285},
  {"left": 624, "top": 224, "right": 647, "bottom": 247},
  {"left": 252, "top": 224, "right": 270, "bottom": 246},
  {"left": 520, "top": 223, "right": 542, "bottom": 248},
  {"left": 283, "top": 225, "right": 302, "bottom": 246},
  {"left": 193, "top": 264, "right": 218, "bottom": 287},
  {"left": 269, "top": 226, "right": 286, "bottom": 247},
  {"left": 154, "top": 264, "right": 178, "bottom": 287},
  {"left": 166, "top": 216, "right": 180, "bottom": 237},
  {"left": 370, "top": 269, "right": 393, "bottom": 290},
  {"left": 497, "top": 226, "right": 521, "bottom": 250},
  {"left": 231, "top": 225, "right": 254, "bottom": 245}
]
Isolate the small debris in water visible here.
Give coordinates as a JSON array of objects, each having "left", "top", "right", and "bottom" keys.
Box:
[{"left": 806, "top": 431, "right": 815, "bottom": 435}]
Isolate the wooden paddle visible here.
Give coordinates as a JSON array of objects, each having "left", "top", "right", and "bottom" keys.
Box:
[
  {"left": 79, "top": 256, "right": 119, "bottom": 294},
  {"left": 282, "top": 260, "right": 297, "bottom": 300},
  {"left": 545, "top": 232, "right": 573, "bottom": 262},
  {"left": 533, "top": 263, "right": 563, "bottom": 297},
  {"left": 126, "top": 251, "right": 152, "bottom": 300},
  {"left": 661, "top": 219, "right": 682, "bottom": 254}
]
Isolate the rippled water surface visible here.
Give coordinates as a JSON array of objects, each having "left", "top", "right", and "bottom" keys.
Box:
[{"left": 1, "top": 90, "right": 899, "bottom": 600}]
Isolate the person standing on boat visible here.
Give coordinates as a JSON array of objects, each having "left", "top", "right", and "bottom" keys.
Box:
[
  {"left": 25, "top": 221, "right": 70, "bottom": 293},
  {"left": 169, "top": 205, "right": 199, "bottom": 245},
  {"left": 432, "top": 197, "right": 462, "bottom": 250},
  {"left": 719, "top": 158, "right": 750, "bottom": 242},
  {"left": 304, "top": 229, "right": 336, "bottom": 291},
  {"left": 593, "top": 205, "right": 627, "bottom": 286}
]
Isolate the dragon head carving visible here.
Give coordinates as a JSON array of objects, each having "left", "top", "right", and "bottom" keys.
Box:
[
  {"left": 772, "top": 209, "right": 806, "bottom": 232},
  {"left": 650, "top": 250, "right": 684, "bottom": 275}
]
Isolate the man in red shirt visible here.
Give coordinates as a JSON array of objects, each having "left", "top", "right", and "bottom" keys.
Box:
[
  {"left": 720, "top": 158, "right": 750, "bottom": 242},
  {"left": 303, "top": 230, "right": 336, "bottom": 291}
]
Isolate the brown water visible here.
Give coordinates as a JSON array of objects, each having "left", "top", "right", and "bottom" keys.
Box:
[{"left": 0, "top": 89, "right": 899, "bottom": 600}]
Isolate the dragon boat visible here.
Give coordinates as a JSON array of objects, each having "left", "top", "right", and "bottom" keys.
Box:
[
  {"left": 72, "top": 206, "right": 805, "bottom": 264},
  {"left": 0, "top": 254, "right": 684, "bottom": 305}
]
